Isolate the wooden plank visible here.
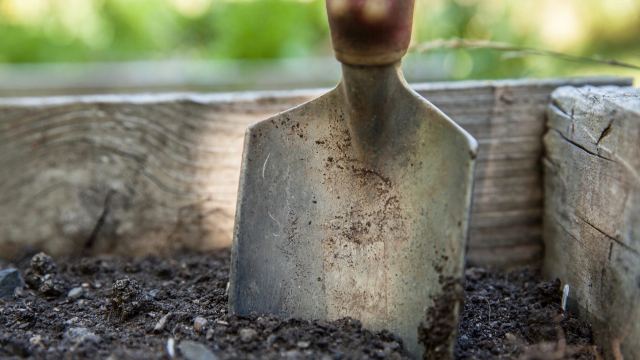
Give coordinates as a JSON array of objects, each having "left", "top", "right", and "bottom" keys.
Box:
[
  {"left": 0, "top": 92, "right": 321, "bottom": 260},
  {"left": 0, "top": 77, "right": 632, "bottom": 266},
  {"left": 543, "top": 85, "right": 640, "bottom": 359},
  {"left": 467, "top": 243, "right": 543, "bottom": 268},
  {"left": 469, "top": 223, "right": 542, "bottom": 248}
]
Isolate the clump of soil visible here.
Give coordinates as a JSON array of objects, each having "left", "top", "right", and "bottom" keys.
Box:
[
  {"left": 0, "top": 249, "right": 599, "bottom": 359},
  {"left": 111, "top": 278, "right": 153, "bottom": 320},
  {"left": 30, "top": 253, "right": 57, "bottom": 276},
  {"left": 23, "top": 252, "right": 66, "bottom": 297}
]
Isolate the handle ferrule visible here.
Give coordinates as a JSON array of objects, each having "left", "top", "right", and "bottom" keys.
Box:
[{"left": 326, "top": 0, "right": 415, "bottom": 66}]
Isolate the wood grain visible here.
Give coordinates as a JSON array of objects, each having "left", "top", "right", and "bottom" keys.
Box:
[
  {"left": 0, "top": 77, "right": 632, "bottom": 266},
  {"left": 543, "top": 85, "right": 640, "bottom": 359}
]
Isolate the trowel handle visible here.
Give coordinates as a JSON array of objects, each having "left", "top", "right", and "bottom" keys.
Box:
[{"left": 326, "top": 0, "right": 415, "bottom": 66}]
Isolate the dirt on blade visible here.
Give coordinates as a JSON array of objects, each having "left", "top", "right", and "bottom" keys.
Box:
[{"left": 418, "top": 276, "right": 465, "bottom": 360}]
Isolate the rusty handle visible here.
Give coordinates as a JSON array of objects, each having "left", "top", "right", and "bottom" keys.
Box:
[{"left": 326, "top": 0, "right": 415, "bottom": 66}]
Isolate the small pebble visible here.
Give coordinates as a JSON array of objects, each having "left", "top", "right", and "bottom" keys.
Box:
[
  {"left": 283, "top": 350, "right": 302, "bottom": 359},
  {"left": 67, "top": 287, "right": 83, "bottom": 299},
  {"left": 155, "top": 312, "right": 172, "bottom": 332},
  {"left": 194, "top": 316, "right": 208, "bottom": 333},
  {"left": 0, "top": 269, "right": 24, "bottom": 299},
  {"left": 384, "top": 341, "right": 400, "bottom": 351},
  {"left": 63, "top": 327, "right": 100, "bottom": 345},
  {"left": 148, "top": 289, "right": 166, "bottom": 300},
  {"left": 179, "top": 340, "right": 218, "bottom": 360},
  {"left": 505, "top": 333, "right": 517, "bottom": 341},
  {"left": 29, "top": 335, "right": 43, "bottom": 346},
  {"left": 238, "top": 328, "right": 257, "bottom": 343},
  {"left": 296, "top": 341, "right": 310, "bottom": 349},
  {"left": 266, "top": 334, "right": 277, "bottom": 346}
]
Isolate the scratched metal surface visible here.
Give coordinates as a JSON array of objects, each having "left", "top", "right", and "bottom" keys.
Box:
[{"left": 229, "top": 62, "right": 477, "bottom": 358}]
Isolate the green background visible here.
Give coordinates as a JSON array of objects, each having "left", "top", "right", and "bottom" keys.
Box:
[{"left": 0, "top": 0, "right": 638, "bottom": 82}]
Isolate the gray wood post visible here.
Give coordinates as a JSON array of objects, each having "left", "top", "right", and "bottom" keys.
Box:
[{"left": 543, "top": 85, "right": 640, "bottom": 359}]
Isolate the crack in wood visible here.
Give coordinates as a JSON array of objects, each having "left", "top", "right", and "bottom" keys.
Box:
[
  {"left": 574, "top": 213, "right": 640, "bottom": 256},
  {"left": 550, "top": 128, "right": 613, "bottom": 162},
  {"left": 83, "top": 190, "right": 114, "bottom": 255},
  {"left": 597, "top": 122, "right": 613, "bottom": 146},
  {"left": 550, "top": 216, "right": 592, "bottom": 254}
]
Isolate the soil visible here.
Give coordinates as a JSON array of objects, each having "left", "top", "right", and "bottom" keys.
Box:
[
  {"left": 456, "top": 267, "right": 600, "bottom": 360},
  {"left": 0, "top": 249, "right": 601, "bottom": 360}
]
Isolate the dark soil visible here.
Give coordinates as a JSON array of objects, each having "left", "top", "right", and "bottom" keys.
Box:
[
  {"left": 456, "top": 267, "right": 600, "bottom": 360},
  {"left": 0, "top": 249, "right": 600, "bottom": 359}
]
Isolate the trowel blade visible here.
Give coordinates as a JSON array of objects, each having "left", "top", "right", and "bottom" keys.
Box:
[{"left": 229, "top": 66, "right": 476, "bottom": 358}]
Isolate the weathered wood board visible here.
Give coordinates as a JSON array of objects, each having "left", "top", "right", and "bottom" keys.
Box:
[
  {"left": 0, "top": 91, "right": 322, "bottom": 260},
  {"left": 0, "top": 77, "right": 631, "bottom": 266},
  {"left": 543, "top": 85, "right": 640, "bottom": 359}
]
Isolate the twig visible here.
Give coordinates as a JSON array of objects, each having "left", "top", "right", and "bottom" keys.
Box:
[{"left": 410, "top": 38, "right": 640, "bottom": 71}]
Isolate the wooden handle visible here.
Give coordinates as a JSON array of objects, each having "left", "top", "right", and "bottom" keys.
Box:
[{"left": 326, "top": 0, "right": 415, "bottom": 66}]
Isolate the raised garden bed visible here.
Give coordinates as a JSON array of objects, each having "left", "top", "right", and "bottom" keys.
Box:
[{"left": 1, "top": 77, "right": 637, "bottom": 358}]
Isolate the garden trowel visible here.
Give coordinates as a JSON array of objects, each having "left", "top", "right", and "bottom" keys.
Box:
[{"left": 229, "top": 0, "right": 477, "bottom": 358}]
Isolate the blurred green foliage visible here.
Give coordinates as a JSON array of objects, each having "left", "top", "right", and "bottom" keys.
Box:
[
  {"left": 0, "top": 0, "right": 330, "bottom": 62},
  {"left": 0, "top": 0, "right": 638, "bottom": 81}
]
